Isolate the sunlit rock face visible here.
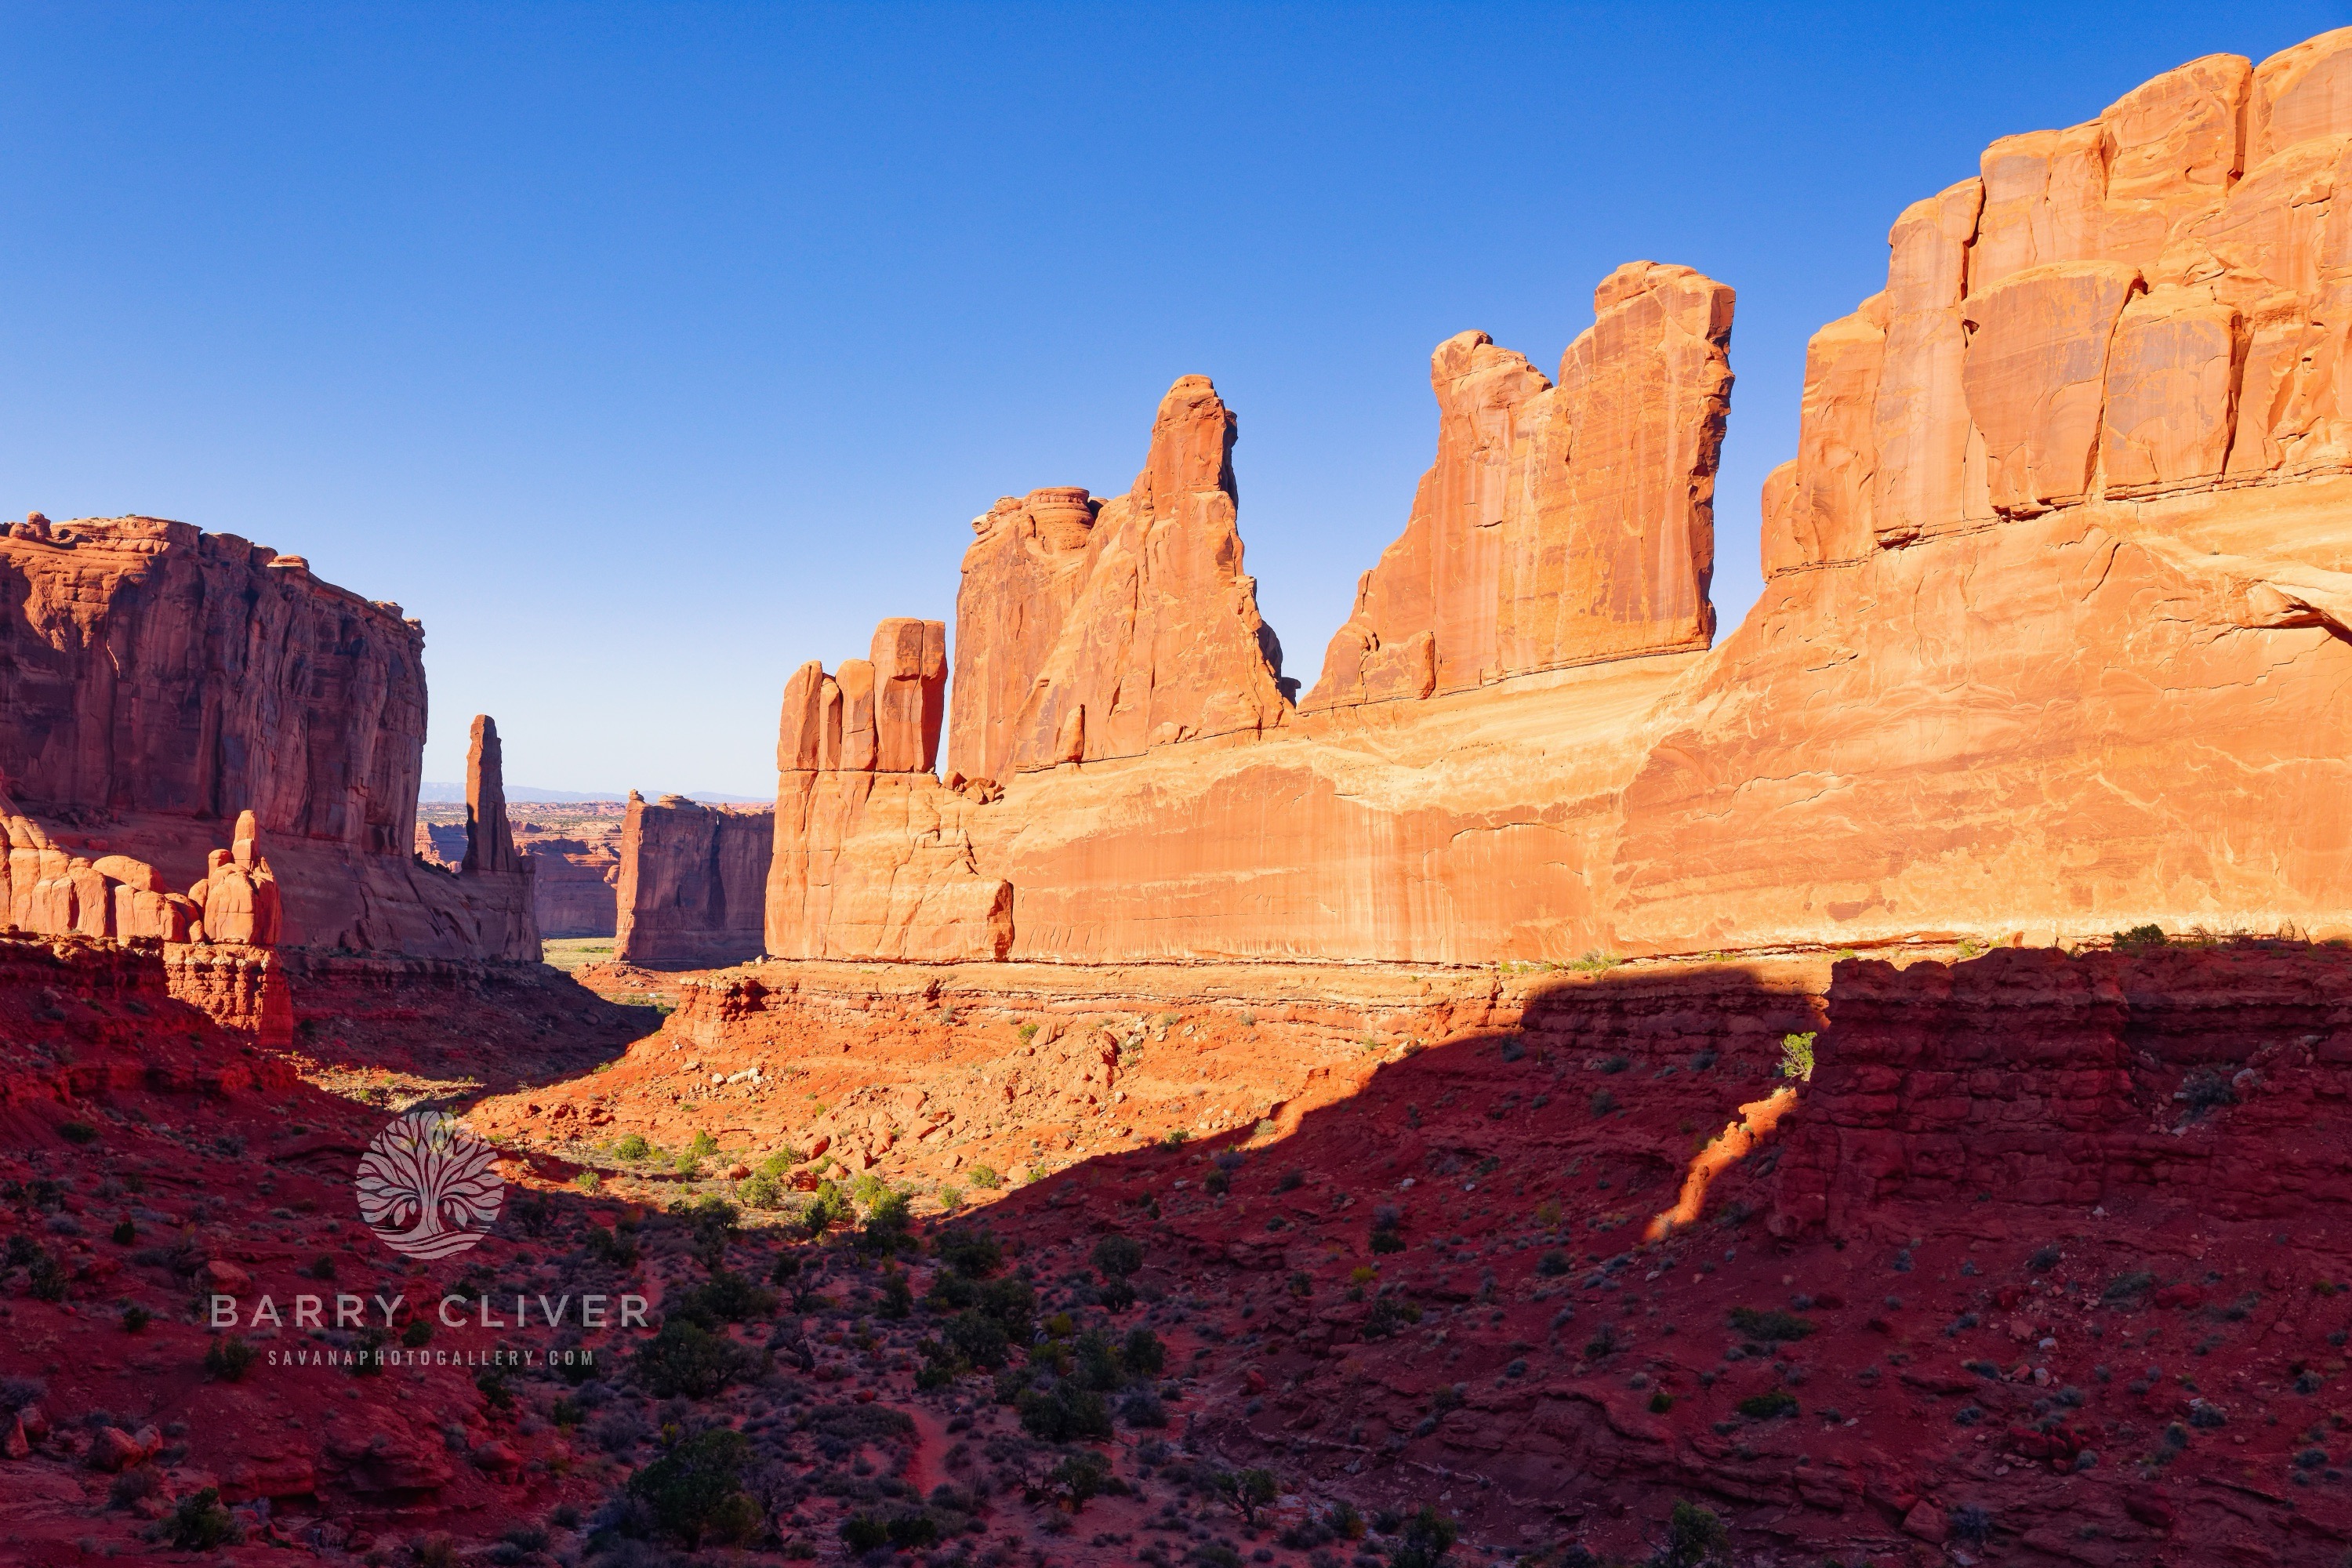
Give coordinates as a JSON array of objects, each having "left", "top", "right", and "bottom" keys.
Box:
[{"left": 756, "top": 30, "right": 2352, "bottom": 966}]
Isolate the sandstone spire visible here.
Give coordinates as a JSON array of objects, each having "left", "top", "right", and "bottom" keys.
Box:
[
  {"left": 463, "top": 715, "right": 521, "bottom": 874},
  {"left": 1001, "top": 376, "right": 1291, "bottom": 771},
  {"left": 1306, "top": 262, "right": 1733, "bottom": 708}
]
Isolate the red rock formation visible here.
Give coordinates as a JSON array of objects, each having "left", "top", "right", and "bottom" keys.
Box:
[
  {"left": 612, "top": 791, "right": 773, "bottom": 967},
  {"left": 946, "top": 488, "right": 1099, "bottom": 789},
  {"left": 519, "top": 825, "right": 621, "bottom": 938},
  {"left": 1765, "top": 34, "right": 2352, "bottom": 565},
  {"left": 441, "top": 713, "right": 539, "bottom": 961},
  {"left": 414, "top": 819, "right": 467, "bottom": 869},
  {"left": 1308, "top": 263, "right": 1733, "bottom": 706},
  {"left": 767, "top": 617, "right": 1012, "bottom": 961},
  {"left": 0, "top": 516, "right": 541, "bottom": 957},
  {"left": 0, "top": 517, "right": 422, "bottom": 851},
  {"left": 0, "top": 775, "right": 279, "bottom": 949},
  {"left": 1003, "top": 376, "right": 1293, "bottom": 770},
  {"left": 746, "top": 30, "right": 2352, "bottom": 967},
  {"left": 462, "top": 716, "right": 521, "bottom": 873}
]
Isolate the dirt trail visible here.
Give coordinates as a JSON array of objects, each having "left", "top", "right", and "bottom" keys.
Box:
[{"left": 904, "top": 1403, "right": 952, "bottom": 1497}]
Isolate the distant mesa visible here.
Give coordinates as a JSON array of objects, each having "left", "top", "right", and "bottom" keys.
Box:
[{"left": 416, "top": 783, "right": 768, "bottom": 805}]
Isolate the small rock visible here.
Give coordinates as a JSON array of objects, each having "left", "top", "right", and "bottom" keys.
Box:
[
  {"left": 87, "top": 1426, "right": 150, "bottom": 1472},
  {"left": 470, "top": 1440, "right": 521, "bottom": 1476},
  {"left": 1901, "top": 1501, "right": 1948, "bottom": 1544}
]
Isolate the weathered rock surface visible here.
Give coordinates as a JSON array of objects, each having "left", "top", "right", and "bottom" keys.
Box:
[
  {"left": 441, "top": 713, "right": 539, "bottom": 961},
  {"left": 522, "top": 827, "right": 621, "bottom": 938},
  {"left": 0, "top": 516, "right": 540, "bottom": 957},
  {"left": 612, "top": 791, "right": 773, "bottom": 968},
  {"left": 463, "top": 716, "right": 521, "bottom": 874},
  {"left": 1767, "top": 33, "right": 2352, "bottom": 563},
  {"left": 996, "top": 376, "right": 1293, "bottom": 773},
  {"left": 767, "top": 616, "right": 1013, "bottom": 962},
  {"left": 756, "top": 30, "right": 2352, "bottom": 966},
  {"left": 1309, "top": 263, "right": 1733, "bottom": 706},
  {"left": 946, "top": 488, "right": 1100, "bottom": 789}
]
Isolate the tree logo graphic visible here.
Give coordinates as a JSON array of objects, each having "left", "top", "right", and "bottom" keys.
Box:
[{"left": 356, "top": 1111, "right": 505, "bottom": 1259}]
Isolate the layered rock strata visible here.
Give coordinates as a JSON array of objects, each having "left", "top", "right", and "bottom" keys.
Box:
[
  {"left": 524, "top": 828, "right": 621, "bottom": 938},
  {"left": 0, "top": 515, "right": 536, "bottom": 957},
  {"left": 613, "top": 791, "right": 773, "bottom": 967},
  {"left": 757, "top": 27, "right": 2352, "bottom": 967}
]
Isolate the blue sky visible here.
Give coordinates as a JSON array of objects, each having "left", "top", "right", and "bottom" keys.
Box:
[{"left": 3, "top": 3, "right": 2339, "bottom": 795}]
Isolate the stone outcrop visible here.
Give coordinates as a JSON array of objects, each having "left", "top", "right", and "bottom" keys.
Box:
[
  {"left": 1308, "top": 263, "right": 1734, "bottom": 706},
  {"left": 944, "top": 377, "right": 1293, "bottom": 789},
  {"left": 440, "top": 715, "right": 538, "bottom": 961},
  {"left": 0, "top": 515, "right": 539, "bottom": 958},
  {"left": 752, "top": 28, "right": 2352, "bottom": 967},
  {"left": 1, "top": 778, "right": 278, "bottom": 947},
  {"left": 1769, "top": 946, "right": 2352, "bottom": 1240},
  {"left": 946, "top": 488, "right": 1100, "bottom": 788},
  {"left": 462, "top": 717, "right": 521, "bottom": 873},
  {"left": 767, "top": 618, "right": 1012, "bottom": 962},
  {"left": 612, "top": 792, "right": 773, "bottom": 967},
  {"left": 1763, "top": 34, "right": 2352, "bottom": 566}
]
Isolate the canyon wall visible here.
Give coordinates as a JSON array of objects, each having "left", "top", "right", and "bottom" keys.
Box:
[
  {"left": 612, "top": 792, "right": 772, "bottom": 967},
  {"left": 0, "top": 513, "right": 536, "bottom": 958},
  {"left": 1769, "top": 945, "right": 2352, "bottom": 1242},
  {"left": 753, "top": 27, "right": 2352, "bottom": 968}
]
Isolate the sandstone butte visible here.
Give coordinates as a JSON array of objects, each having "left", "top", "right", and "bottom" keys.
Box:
[{"left": 755, "top": 33, "right": 2352, "bottom": 967}]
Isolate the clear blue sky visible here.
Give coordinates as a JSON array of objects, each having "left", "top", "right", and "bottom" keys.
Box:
[{"left": 4, "top": 3, "right": 2339, "bottom": 796}]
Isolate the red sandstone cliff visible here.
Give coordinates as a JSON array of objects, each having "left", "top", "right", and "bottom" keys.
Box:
[
  {"left": 522, "top": 826, "right": 621, "bottom": 938},
  {"left": 613, "top": 791, "right": 773, "bottom": 967},
  {"left": 766, "top": 617, "right": 1012, "bottom": 962},
  {"left": 0, "top": 515, "right": 537, "bottom": 957},
  {"left": 1308, "top": 263, "right": 1733, "bottom": 707},
  {"left": 748, "top": 28, "right": 2352, "bottom": 967}
]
